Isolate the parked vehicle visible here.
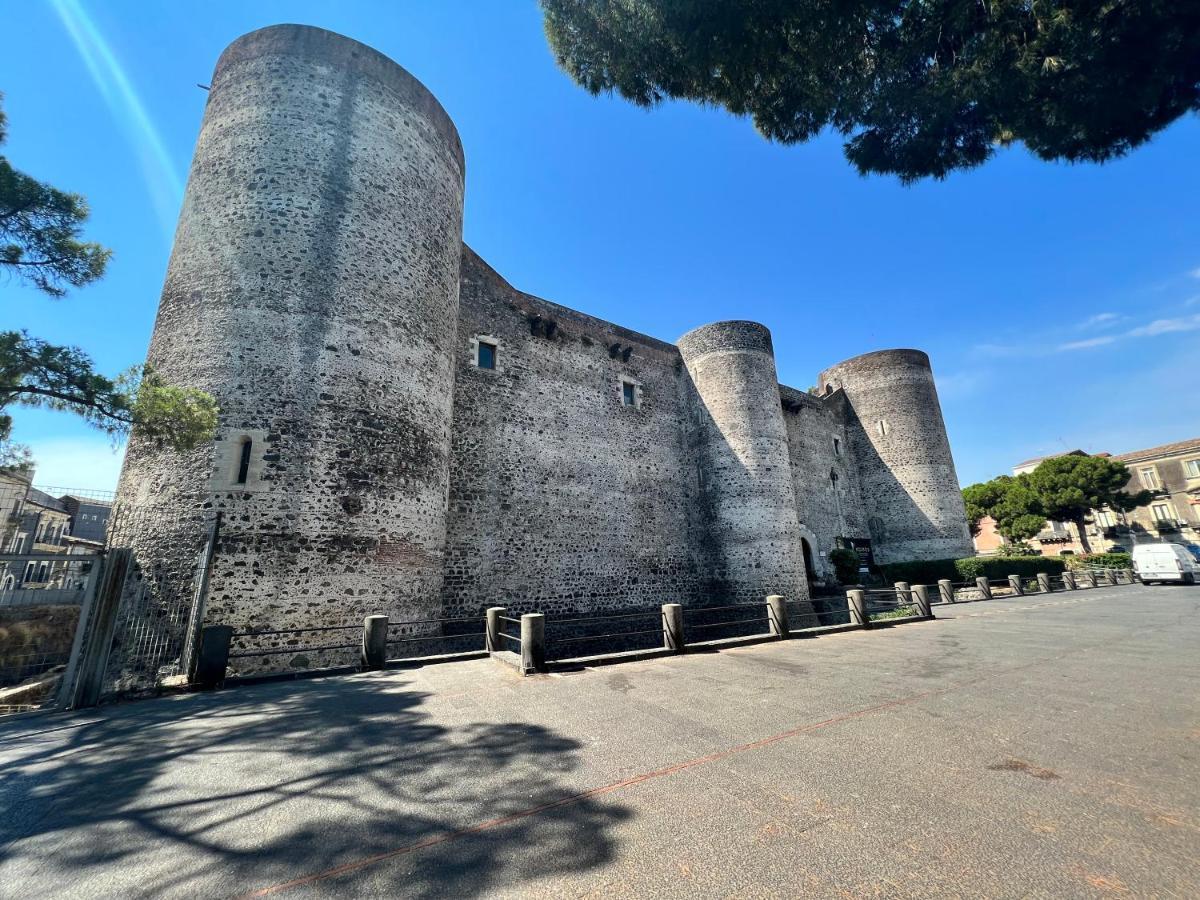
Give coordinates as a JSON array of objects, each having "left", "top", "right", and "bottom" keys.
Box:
[
  {"left": 1132, "top": 543, "right": 1199, "bottom": 585},
  {"left": 1183, "top": 543, "right": 1200, "bottom": 563}
]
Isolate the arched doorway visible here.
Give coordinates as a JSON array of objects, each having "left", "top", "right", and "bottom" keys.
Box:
[{"left": 801, "top": 538, "right": 816, "bottom": 592}]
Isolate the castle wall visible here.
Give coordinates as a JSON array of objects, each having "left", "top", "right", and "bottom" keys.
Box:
[
  {"left": 779, "top": 387, "right": 869, "bottom": 581},
  {"left": 106, "top": 25, "right": 975, "bottom": 684},
  {"left": 677, "top": 322, "right": 810, "bottom": 604},
  {"left": 440, "top": 249, "right": 707, "bottom": 616},
  {"left": 817, "top": 350, "right": 974, "bottom": 564},
  {"left": 113, "top": 25, "right": 466, "bottom": 651}
]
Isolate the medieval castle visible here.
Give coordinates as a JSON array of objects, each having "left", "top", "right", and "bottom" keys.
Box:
[{"left": 114, "top": 25, "right": 973, "bottom": 664}]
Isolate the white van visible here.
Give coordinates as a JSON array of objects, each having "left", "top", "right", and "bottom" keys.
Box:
[{"left": 1132, "top": 543, "right": 1199, "bottom": 585}]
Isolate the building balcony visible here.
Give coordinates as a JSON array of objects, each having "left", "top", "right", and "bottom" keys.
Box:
[{"left": 1153, "top": 520, "right": 1181, "bottom": 533}]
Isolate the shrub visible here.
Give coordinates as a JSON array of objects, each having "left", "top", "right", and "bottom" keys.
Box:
[
  {"left": 1064, "top": 552, "right": 1131, "bottom": 571},
  {"left": 829, "top": 548, "right": 862, "bottom": 585},
  {"left": 880, "top": 555, "right": 1066, "bottom": 585}
]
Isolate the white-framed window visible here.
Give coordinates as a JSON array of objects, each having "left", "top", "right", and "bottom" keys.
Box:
[
  {"left": 1139, "top": 467, "right": 1159, "bottom": 490},
  {"left": 1185, "top": 459, "right": 1200, "bottom": 479},
  {"left": 1151, "top": 503, "right": 1173, "bottom": 522},
  {"left": 620, "top": 378, "right": 640, "bottom": 408},
  {"left": 1096, "top": 510, "right": 1115, "bottom": 528}
]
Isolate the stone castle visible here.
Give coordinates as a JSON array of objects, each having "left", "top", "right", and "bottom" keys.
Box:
[{"left": 114, "top": 25, "right": 973, "bottom": 653}]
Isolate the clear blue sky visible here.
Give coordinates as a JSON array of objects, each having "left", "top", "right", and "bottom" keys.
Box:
[{"left": 3, "top": 0, "right": 1198, "bottom": 492}]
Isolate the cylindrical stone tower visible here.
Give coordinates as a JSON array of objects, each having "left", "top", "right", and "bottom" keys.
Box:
[
  {"left": 818, "top": 350, "right": 973, "bottom": 563},
  {"left": 678, "top": 321, "right": 810, "bottom": 605},
  {"left": 114, "top": 26, "right": 465, "bottom": 661}
]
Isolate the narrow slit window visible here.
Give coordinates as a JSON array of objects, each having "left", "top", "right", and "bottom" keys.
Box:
[
  {"left": 622, "top": 381, "right": 636, "bottom": 407},
  {"left": 477, "top": 340, "right": 497, "bottom": 370},
  {"left": 236, "top": 438, "right": 253, "bottom": 485},
  {"left": 833, "top": 437, "right": 841, "bottom": 456}
]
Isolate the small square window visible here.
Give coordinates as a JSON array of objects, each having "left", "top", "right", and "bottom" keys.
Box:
[
  {"left": 477, "top": 341, "right": 497, "bottom": 370},
  {"left": 622, "top": 381, "right": 636, "bottom": 407}
]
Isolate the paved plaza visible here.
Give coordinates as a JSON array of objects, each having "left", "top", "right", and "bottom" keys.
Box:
[{"left": 2, "top": 583, "right": 1198, "bottom": 898}]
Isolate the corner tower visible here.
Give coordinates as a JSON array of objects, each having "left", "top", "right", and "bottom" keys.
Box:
[
  {"left": 818, "top": 350, "right": 973, "bottom": 563},
  {"left": 679, "top": 321, "right": 810, "bottom": 604},
  {"left": 114, "top": 26, "right": 466, "bottom": 636}
]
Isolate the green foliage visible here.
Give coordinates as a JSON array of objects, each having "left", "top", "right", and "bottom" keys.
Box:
[
  {"left": 880, "top": 555, "right": 1066, "bottom": 585},
  {"left": 1, "top": 94, "right": 110, "bottom": 297},
  {"left": 539, "top": 1, "right": 1200, "bottom": 182},
  {"left": 829, "top": 548, "right": 861, "bottom": 585},
  {"left": 1026, "top": 455, "right": 1151, "bottom": 521},
  {"left": 998, "top": 542, "right": 1039, "bottom": 557},
  {"left": 1064, "top": 552, "right": 1132, "bottom": 571},
  {"left": 872, "top": 606, "right": 916, "bottom": 621},
  {"left": 0, "top": 96, "right": 217, "bottom": 453},
  {"left": 962, "top": 474, "right": 1045, "bottom": 543},
  {"left": 0, "top": 332, "right": 217, "bottom": 452}
]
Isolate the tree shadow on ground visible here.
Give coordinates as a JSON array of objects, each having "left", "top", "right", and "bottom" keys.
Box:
[{"left": 0, "top": 674, "right": 631, "bottom": 897}]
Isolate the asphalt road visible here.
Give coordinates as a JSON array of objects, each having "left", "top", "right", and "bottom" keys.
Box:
[{"left": 2, "top": 583, "right": 1198, "bottom": 899}]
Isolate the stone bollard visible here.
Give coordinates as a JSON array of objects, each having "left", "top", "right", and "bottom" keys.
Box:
[
  {"left": 894, "top": 581, "right": 911, "bottom": 610},
  {"left": 520, "top": 613, "right": 546, "bottom": 674},
  {"left": 1122, "top": 568, "right": 1135, "bottom": 585},
  {"left": 1037, "top": 573, "right": 1052, "bottom": 593},
  {"left": 192, "top": 625, "right": 233, "bottom": 688},
  {"left": 1101, "top": 569, "right": 1115, "bottom": 587},
  {"left": 938, "top": 579, "right": 954, "bottom": 605},
  {"left": 847, "top": 589, "right": 867, "bottom": 627},
  {"left": 1062, "top": 571, "right": 1077, "bottom": 590},
  {"left": 486, "top": 606, "right": 506, "bottom": 653},
  {"left": 1008, "top": 574, "right": 1024, "bottom": 596},
  {"left": 662, "top": 603, "right": 684, "bottom": 653},
  {"left": 766, "top": 595, "right": 789, "bottom": 639},
  {"left": 361, "top": 615, "right": 389, "bottom": 670},
  {"left": 976, "top": 577, "right": 992, "bottom": 601},
  {"left": 1081, "top": 570, "right": 1096, "bottom": 589},
  {"left": 913, "top": 584, "right": 933, "bottom": 618}
]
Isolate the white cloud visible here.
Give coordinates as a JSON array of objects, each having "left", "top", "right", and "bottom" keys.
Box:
[
  {"left": 1190, "top": 267, "right": 1200, "bottom": 280},
  {"left": 1127, "top": 313, "right": 1200, "bottom": 338},
  {"left": 1078, "top": 312, "right": 1122, "bottom": 330},
  {"left": 935, "top": 371, "right": 985, "bottom": 400},
  {"left": 1057, "top": 336, "right": 1117, "bottom": 352}
]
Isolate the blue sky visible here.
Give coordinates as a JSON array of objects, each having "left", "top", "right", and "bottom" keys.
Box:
[{"left": 2, "top": 0, "right": 1197, "bottom": 492}]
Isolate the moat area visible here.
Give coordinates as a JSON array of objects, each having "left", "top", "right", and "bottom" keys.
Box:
[{"left": 2, "top": 584, "right": 1197, "bottom": 898}]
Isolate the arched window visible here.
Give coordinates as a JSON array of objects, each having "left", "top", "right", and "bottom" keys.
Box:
[{"left": 236, "top": 437, "right": 253, "bottom": 485}]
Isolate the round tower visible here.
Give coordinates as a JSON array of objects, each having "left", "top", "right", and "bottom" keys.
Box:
[
  {"left": 114, "top": 26, "right": 466, "bottom": 657},
  {"left": 678, "top": 321, "right": 810, "bottom": 604},
  {"left": 818, "top": 350, "right": 973, "bottom": 563}
]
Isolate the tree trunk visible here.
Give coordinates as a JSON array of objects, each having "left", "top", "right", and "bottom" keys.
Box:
[{"left": 1074, "top": 516, "right": 1093, "bottom": 554}]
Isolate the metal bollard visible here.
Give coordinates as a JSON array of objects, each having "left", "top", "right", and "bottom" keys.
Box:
[
  {"left": 192, "top": 625, "right": 233, "bottom": 688},
  {"left": 912, "top": 584, "right": 933, "bottom": 618},
  {"left": 520, "top": 613, "right": 546, "bottom": 674},
  {"left": 1008, "top": 574, "right": 1024, "bottom": 596},
  {"left": 1062, "top": 571, "right": 1077, "bottom": 590},
  {"left": 976, "top": 577, "right": 992, "bottom": 601},
  {"left": 847, "top": 589, "right": 867, "bottom": 627},
  {"left": 1037, "top": 573, "right": 1052, "bottom": 593},
  {"left": 767, "top": 595, "right": 789, "bottom": 638},
  {"left": 486, "top": 607, "right": 506, "bottom": 653},
  {"left": 938, "top": 579, "right": 954, "bottom": 605},
  {"left": 662, "top": 603, "right": 684, "bottom": 653},
  {"left": 361, "top": 615, "right": 389, "bottom": 670}
]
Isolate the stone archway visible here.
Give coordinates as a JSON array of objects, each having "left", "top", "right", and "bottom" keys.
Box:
[{"left": 796, "top": 523, "right": 824, "bottom": 584}]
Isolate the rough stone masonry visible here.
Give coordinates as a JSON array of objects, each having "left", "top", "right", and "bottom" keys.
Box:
[{"left": 113, "top": 25, "right": 973, "bottom": 675}]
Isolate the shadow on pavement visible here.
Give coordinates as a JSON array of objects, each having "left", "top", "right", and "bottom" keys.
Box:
[{"left": 0, "top": 675, "right": 630, "bottom": 897}]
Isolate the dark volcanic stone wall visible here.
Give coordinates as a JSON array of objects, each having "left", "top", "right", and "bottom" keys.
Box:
[
  {"left": 114, "top": 25, "right": 466, "bottom": 660},
  {"left": 818, "top": 350, "right": 974, "bottom": 563},
  {"left": 441, "top": 250, "right": 707, "bottom": 616},
  {"left": 677, "top": 322, "right": 810, "bottom": 604},
  {"left": 779, "top": 387, "right": 869, "bottom": 582}
]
